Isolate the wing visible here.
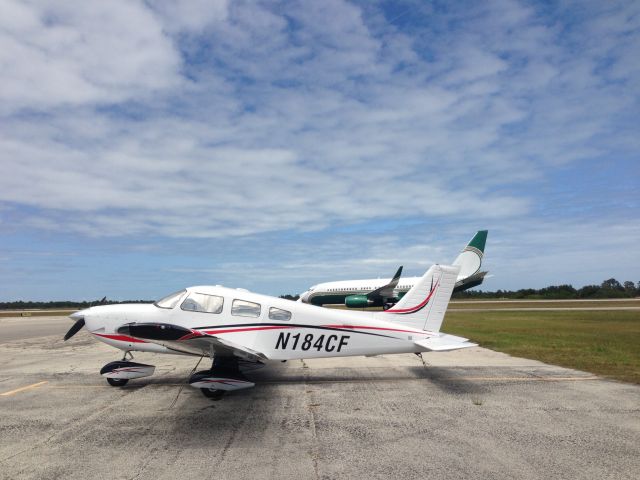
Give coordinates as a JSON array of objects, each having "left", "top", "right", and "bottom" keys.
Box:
[
  {"left": 367, "top": 266, "right": 403, "bottom": 301},
  {"left": 117, "top": 323, "right": 268, "bottom": 362}
]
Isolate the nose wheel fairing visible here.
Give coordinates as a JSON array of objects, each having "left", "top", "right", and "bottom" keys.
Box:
[{"left": 100, "top": 361, "right": 156, "bottom": 380}]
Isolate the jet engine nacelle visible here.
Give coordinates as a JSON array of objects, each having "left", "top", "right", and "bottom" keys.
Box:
[
  {"left": 345, "top": 295, "right": 374, "bottom": 308},
  {"left": 100, "top": 361, "right": 155, "bottom": 380}
]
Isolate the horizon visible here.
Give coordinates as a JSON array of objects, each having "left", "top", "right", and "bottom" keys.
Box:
[
  {"left": 1, "top": 1, "right": 638, "bottom": 301},
  {"left": 1, "top": 276, "right": 637, "bottom": 303}
]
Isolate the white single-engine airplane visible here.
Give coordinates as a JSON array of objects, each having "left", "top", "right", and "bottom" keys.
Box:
[{"left": 65, "top": 264, "right": 476, "bottom": 399}]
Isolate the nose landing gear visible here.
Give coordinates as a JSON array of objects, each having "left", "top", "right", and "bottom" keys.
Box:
[{"left": 100, "top": 351, "right": 155, "bottom": 387}]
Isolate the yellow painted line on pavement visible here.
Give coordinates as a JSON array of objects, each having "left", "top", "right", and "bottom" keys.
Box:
[{"left": 0, "top": 381, "right": 48, "bottom": 396}]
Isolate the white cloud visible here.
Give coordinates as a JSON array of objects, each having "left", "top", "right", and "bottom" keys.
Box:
[
  {"left": 0, "top": 0, "right": 637, "bottom": 248},
  {"left": 0, "top": 0, "right": 181, "bottom": 114},
  {"left": 149, "top": 0, "right": 229, "bottom": 33}
]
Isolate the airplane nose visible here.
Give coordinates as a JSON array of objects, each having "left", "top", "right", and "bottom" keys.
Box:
[
  {"left": 69, "top": 309, "right": 89, "bottom": 321},
  {"left": 65, "top": 309, "right": 91, "bottom": 341}
]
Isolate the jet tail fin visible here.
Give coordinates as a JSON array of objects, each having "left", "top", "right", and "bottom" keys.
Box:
[
  {"left": 453, "top": 230, "right": 487, "bottom": 281},
  {"left": 377, "top": 264, "right": 459, "bottom": 332}
]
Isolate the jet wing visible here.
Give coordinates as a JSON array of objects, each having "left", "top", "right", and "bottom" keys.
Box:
[
  {"left": 367, "top": 266, "right": 403, "bottom": 300},
  {"left": 117, "top": 323, "right": 268, "bottom": 362},
  {"left": 414, "top": 333, "right": 478, "bottom": 352}
]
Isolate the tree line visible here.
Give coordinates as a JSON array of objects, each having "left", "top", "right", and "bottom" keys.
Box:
[
  {"left": 452, "top": 278, "right": 639, "bottom": 300},
  {"left": 280, "top": 278, "right": 640, "bottom": 301},
  {"left": 1, "top": 278, "right": 637, "bottom": 309},
  {"left": 0, "top": 299, "right": 153, "bottom": 310}
]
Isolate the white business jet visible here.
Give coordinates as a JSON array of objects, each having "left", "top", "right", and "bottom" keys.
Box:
[
  {"left": 64, "top": 264, "right": 476, "bottom": 400},
  {"left": 299, "top": 230, "right": 488, "bottom": 309}
]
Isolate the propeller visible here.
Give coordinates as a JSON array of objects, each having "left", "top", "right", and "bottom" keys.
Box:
[
  {"left": 64, "top": 317, "right": 85, "bottom": 341},
  {"left": 63, "top": 296, "right": 107, "bottom": 341}
]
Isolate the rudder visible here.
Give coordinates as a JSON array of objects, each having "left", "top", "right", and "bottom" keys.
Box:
[{"left": 379, "top": 264, "right": 460, "bottom": 332}]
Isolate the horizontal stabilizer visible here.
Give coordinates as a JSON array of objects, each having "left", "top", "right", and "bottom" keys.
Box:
[{"left": 414, "top": 334, "right": 478, "bottom": 352}]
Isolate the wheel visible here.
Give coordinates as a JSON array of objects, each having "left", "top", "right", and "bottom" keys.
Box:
[
  {"left": 107, "top": 377, "right": 129, "bottom": 387},
  {"left": 201, "top": 388, "right": 225, "bottom": 400}
]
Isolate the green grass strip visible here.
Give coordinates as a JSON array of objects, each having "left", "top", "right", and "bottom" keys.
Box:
[{"left": 443, "top": 310, "right": 640, "bottom": 384}]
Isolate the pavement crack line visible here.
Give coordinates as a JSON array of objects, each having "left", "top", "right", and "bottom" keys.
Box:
[
  {"left": 301, "top": 359, "right": 320, "bottom": 480},
  {"left": 126, "top": 387, "right": 188, "bottom": 480},
  {"left": 218, "top": 403, "right": 252, "bottom": 464},
  {"left": 126, "top": 443, "right": 161, "bottom": 480}
]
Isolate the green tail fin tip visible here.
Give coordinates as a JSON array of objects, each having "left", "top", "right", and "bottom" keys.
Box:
[{"left": 468, "top": 230, "right": 488, "bottom": 253}]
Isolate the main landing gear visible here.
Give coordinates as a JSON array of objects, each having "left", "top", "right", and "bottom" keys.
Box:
[
  {"left": 107, "top": 377, "right": 129, "bottom": 387},
  {"left": 188, "top": 356, "right": 256, "bottom": 401},
  {"left": 99, "top": 352, "right": 257, "bottom": 400},
  {"left": 100, "top": 351, "right": 155, "bottom": 387}
]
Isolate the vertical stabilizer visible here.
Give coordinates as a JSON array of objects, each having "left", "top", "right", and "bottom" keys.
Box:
[
  {"left": 378, "top": 264, "right": 460, "bottom": 332},
  {"left": 453, "top": 230, "right": 488, "bottom": 280}
]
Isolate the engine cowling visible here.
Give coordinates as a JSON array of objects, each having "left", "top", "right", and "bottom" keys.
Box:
[{"left": 345, "top": 295, "right": 373, "bottom": 308}]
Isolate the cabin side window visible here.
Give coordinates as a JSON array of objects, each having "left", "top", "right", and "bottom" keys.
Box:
[
  {"left": 181, "top": 293, "right": 224, "bottom": 314},
  {"left": 269, "top": 307, "right": 291, "bottom": 321},
  {"left": 232, "top": 299, "right": 261, "bottom": 318}
]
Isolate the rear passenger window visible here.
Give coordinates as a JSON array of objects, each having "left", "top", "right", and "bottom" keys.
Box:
[
  {"left": 232, "top": 299, "right": 261, "bottom": 318},
  {"left": 181, "top": 293, "right": 224, "bottom": 314},
  {"left": 269, "top": 307, "right": 291, "bottom": 321}
]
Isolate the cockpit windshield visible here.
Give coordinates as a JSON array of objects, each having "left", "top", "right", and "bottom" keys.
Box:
[{"left": 154, "top": 289, "right": 186, "bottom": 309}]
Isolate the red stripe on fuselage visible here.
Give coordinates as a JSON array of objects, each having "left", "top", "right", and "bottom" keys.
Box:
[
  {"left": 93, "top": 333, "right": 148, "bottom": 343},
  {"left": 202, "top": 324, "right": 421, "bottom": 337},
  {"left": 203, "top": 325, "right": 296, "bottom": 335},
  {"left": 385, "top": 281, "right": 440, "bottom": 314},
  {"left": 322, "top": 324, "right": 422, "bottom": 334}
]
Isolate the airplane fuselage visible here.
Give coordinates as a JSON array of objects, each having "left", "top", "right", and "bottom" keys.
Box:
[{"left": 79, "top": 286, "right": 435, "bottom": 361}]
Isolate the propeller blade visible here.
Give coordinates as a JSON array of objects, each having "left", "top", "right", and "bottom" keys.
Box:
[{"left": 64, "top": 318, "right": 85, "bottom": 341}]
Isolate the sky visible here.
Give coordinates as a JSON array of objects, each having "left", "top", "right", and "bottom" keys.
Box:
[{"left": 0, "top": 0, "right": 638, "bottom": 301}]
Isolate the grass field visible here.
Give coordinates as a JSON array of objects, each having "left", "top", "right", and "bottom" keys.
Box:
[
  {"left": 449, "top": 299, "right": 640, "bottom": 309},
  {"left": 443, "top": 310, "right": 640, "bottom": 384}
]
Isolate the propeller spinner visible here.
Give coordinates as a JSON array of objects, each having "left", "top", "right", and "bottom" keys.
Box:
[{"left": 63, "top": 296, "right": 107, "bottom": 341}]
